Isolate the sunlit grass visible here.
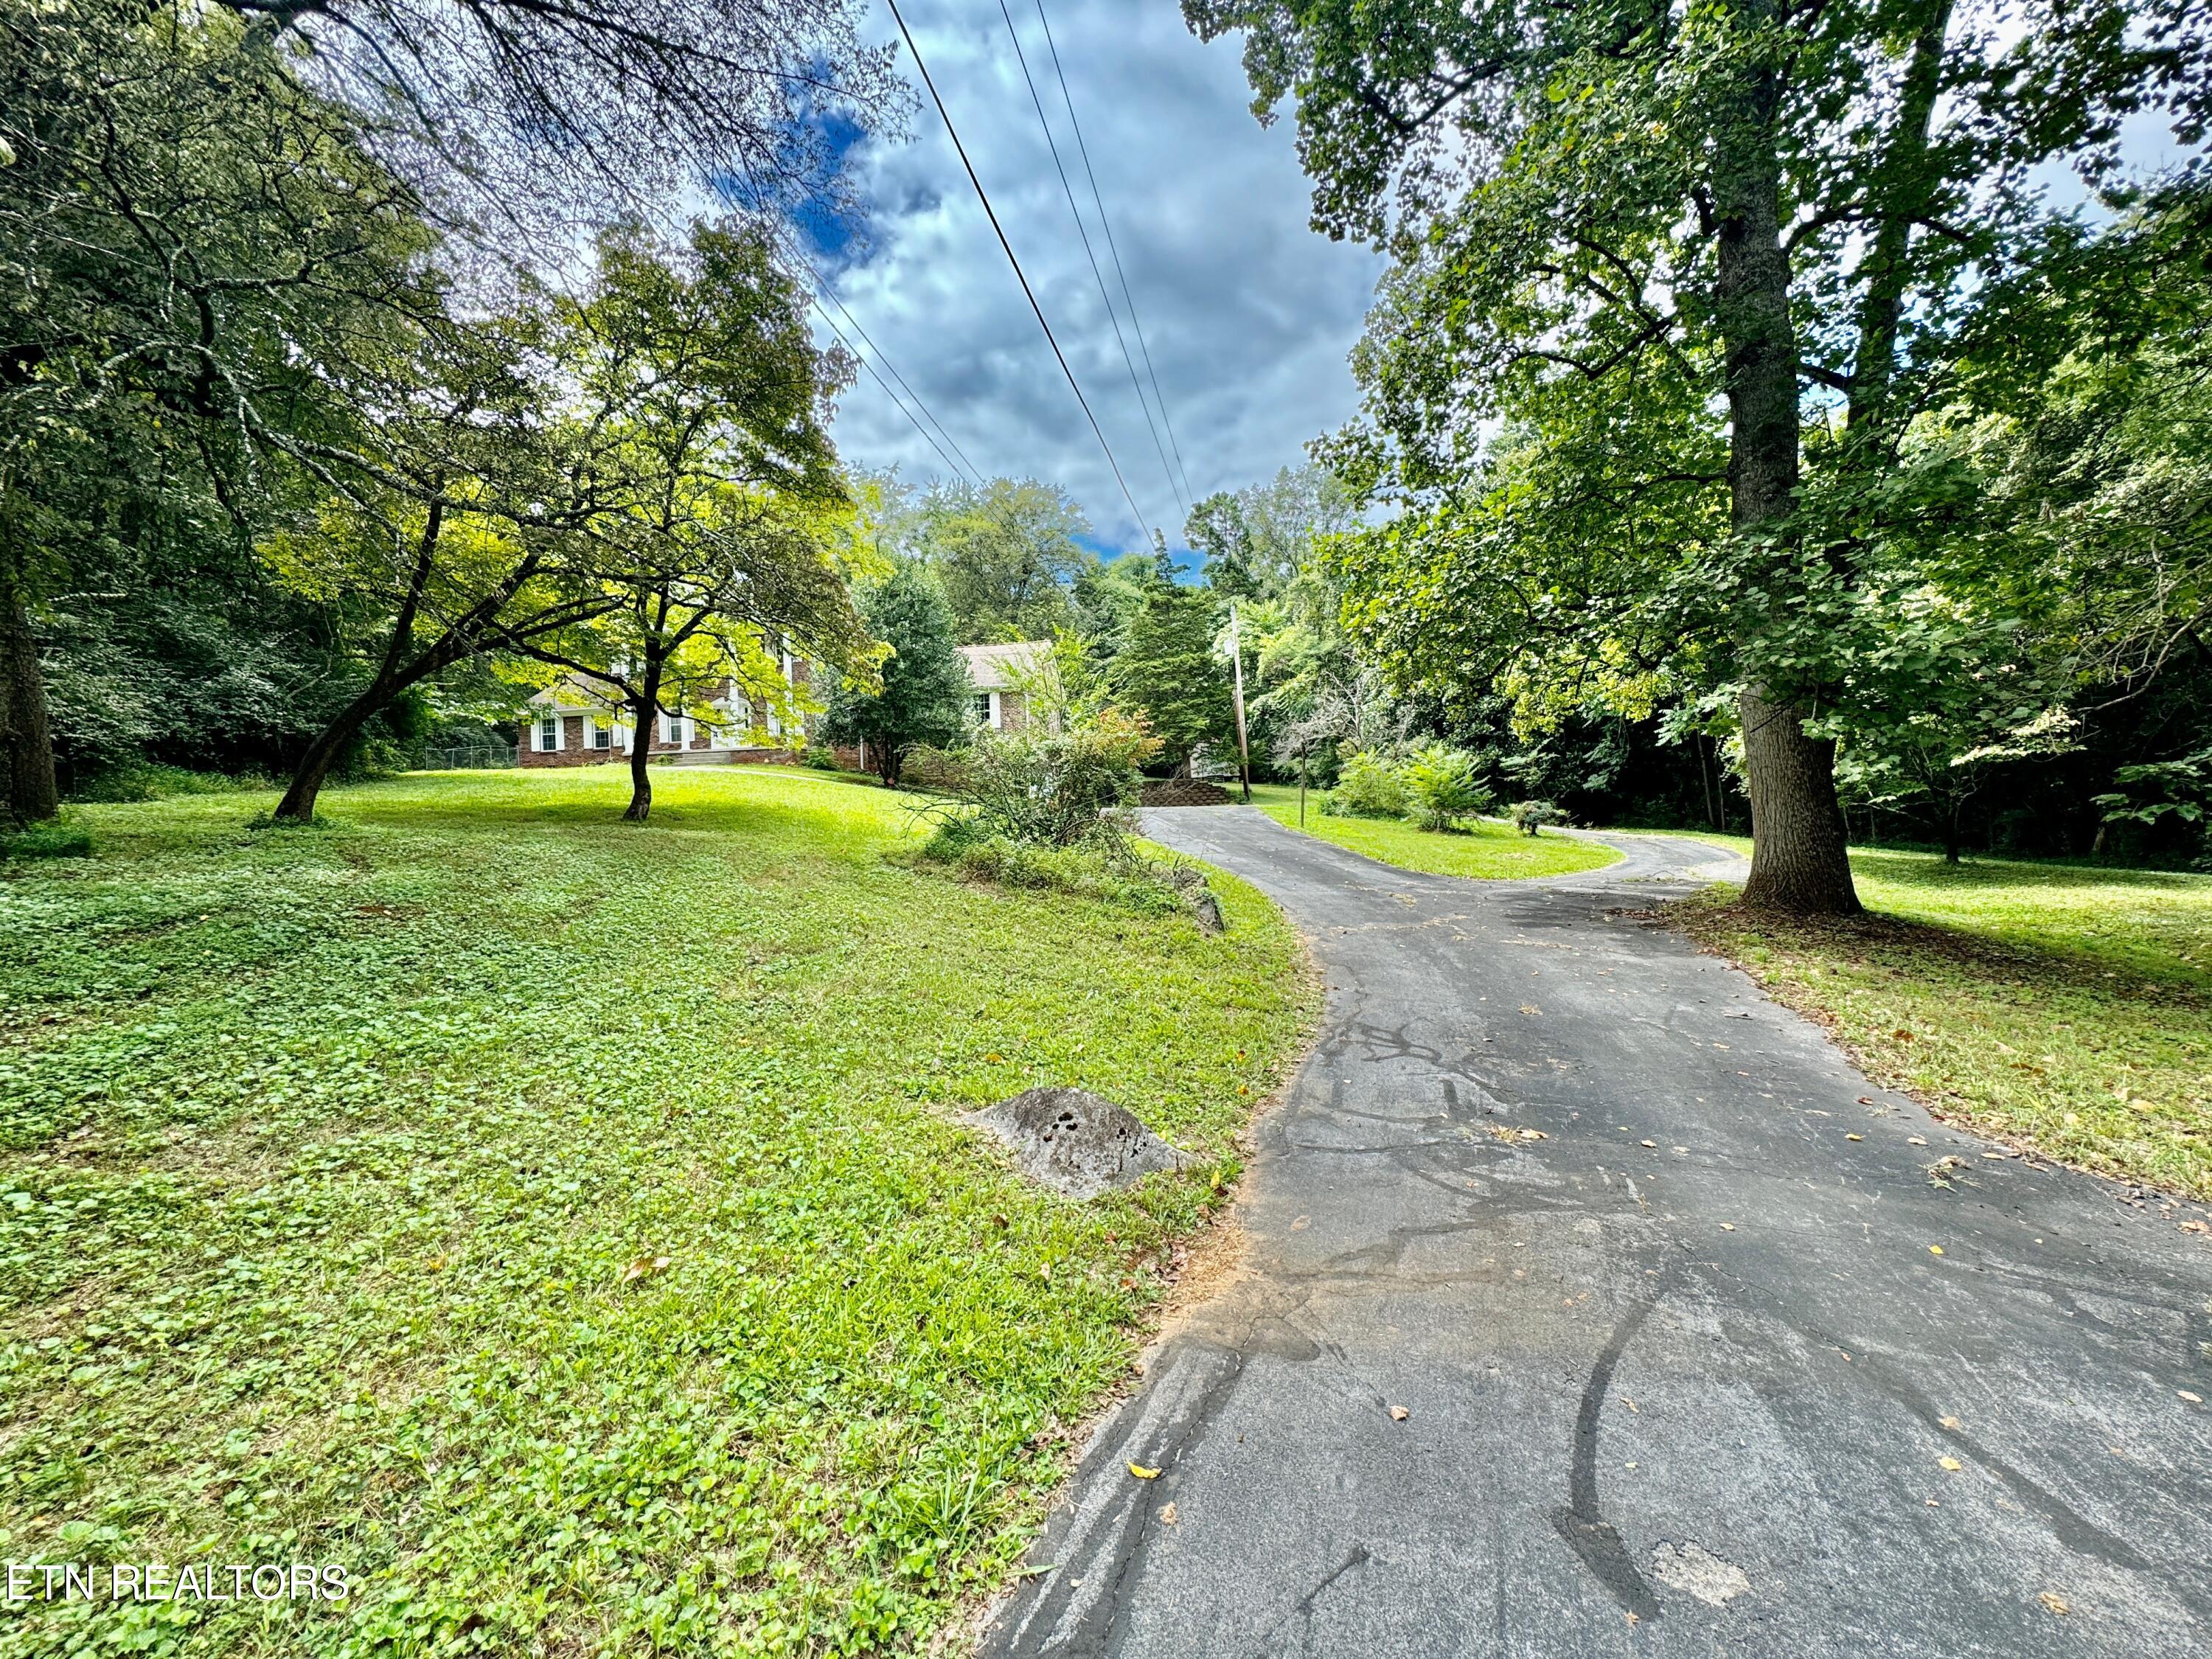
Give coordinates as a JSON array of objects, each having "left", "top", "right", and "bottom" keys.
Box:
[
  {"left": 0, "top": 764, "right": 1308, "bottom": 1656},
  {"left": 1242, "top": 782, "right": 1618, "bottom": 880}
]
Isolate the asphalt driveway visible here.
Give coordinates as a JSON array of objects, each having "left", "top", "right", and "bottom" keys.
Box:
[{"left": 980, "top": 807, "right": 2212, "bottom": 1658}]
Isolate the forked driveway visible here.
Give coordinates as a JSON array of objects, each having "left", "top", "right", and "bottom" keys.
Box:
[{"left": 981, "top": 807, "right": 2212, "bottom": 1658}]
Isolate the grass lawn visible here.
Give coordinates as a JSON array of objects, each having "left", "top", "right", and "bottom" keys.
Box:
[
  {"left": 1242, "top": 782, "right": 1619, "bottom": 880},
  {"left": 1674, "top": 843, "right": 2212, "bottom": 1204},
  {"left": 0, "top": 765, "right": 1307, "bottom": 1657}
]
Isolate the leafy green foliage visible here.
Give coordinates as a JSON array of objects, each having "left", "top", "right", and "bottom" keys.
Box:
[
  {"left": 916, "top": 819, "right": 1197, "bottom": 921},
  {"left": 0, "top": 765, "right": 1306, "bottom": 1657},
  {"left": 0, "top": 820, "right": 91, "bottom": 860},
  {"left": 1108, "top": 580, "right": 1232, "bottom": 772},
  {"left": 924, "top": 710, "right": 1161, "bottom": 849},
  {"left": 1187, "top": 0, "right": 2211, "bottom": 909},
  {"left": 1399, "top": 744, "right": 1490, "bottom": 832},
  {"left": 1323, "top": 750, "right": 1410, "bottom": 820},
  {"left": 892, "top": 477, "right": 1096, "bottom": 644},
  {"left": 1506, "top": 799, "right": 1568, "bottom": 836},
  {"left": 822, "top": 565, "right": 973, "bottom": 786}
]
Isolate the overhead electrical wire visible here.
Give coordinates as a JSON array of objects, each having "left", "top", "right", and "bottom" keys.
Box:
[
  {"left": 803, "top": 290, "right": 980, "bottom": 489},
  {"left": 1032, "top": 0, "right": 1196, "bottom": 512},
  {"left": 995, "top": 0, "right": 1188, "bottom": 524},
  {"left": 777, "top": 229, "right": 989, "bottom": 487},
  {"left": 883, "top": 0, "right": 1156, "bottom": 541}
]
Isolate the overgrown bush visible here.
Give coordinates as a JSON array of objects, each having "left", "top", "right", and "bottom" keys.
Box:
[
  {"left": 804, "top": 743, "right": 844, "bottom": 771},
  {"left": 918, "top": 815, "right": 1191, "bottom": 920},
  {"left": 71, "top": 760, "right": 274, "bottom": 804},
  {"left": 913, "top": 709, "right": 1225, "bottom": 925},
  {"left": 1401, "top": 744, "right": 1491, "bottom": 831},
  {"left": 1323, "top": 749, "right": 1409, "bottom": 819},
  {"left": 929, "top": 709, "right": 1161, "bottom": 847},
  {"left": 1508, "top": 799, "right": 1567, "bottom": 835}
]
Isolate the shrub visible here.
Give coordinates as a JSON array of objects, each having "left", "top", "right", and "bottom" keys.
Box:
[
  {"left": 804, "top": 744, "right": 844, "bottom": 771},
  {"left": 917, "top": 816, "right": 1202, "bottom": 922},
  {"left": 928, "top": 709, "right": 1161, "bottom": 848},
  {"left": 1323, "top": 750, "right": 1408, "bottom": 819},
  {"left": 71, "top": 761, "right": 270, "bottom": 804},
  {"left": 1507, "top": 799, "right": 1567, "bottom": 835},
  {"left": 2, "top": 820, "right": 93, "bottom": 860},
  {"left": 1400, "top": 745, "right": 1491, "bottom": 832}
]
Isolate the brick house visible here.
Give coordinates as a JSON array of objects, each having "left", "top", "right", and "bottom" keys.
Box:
[
  {"left": 959, "top": 641, "right": 1056, "bottom": 734},
  {"left": 518, "top": 647, "right": 856, "bottom": 769}
]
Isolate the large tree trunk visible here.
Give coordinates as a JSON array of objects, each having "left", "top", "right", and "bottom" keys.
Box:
[
  {"left": 1712, "top": 59, "right": 1861, "bottom": 915},
  {"left": 272, "top": 679, "right": 394, "bottom": 822},
  {"left": 0, "top": 583, "right": 58, "bottom": 827},
  {"left": 625, "top": 657, "right": 664, "bottom": 823},
  {"left": 1739, "top": 689, "right": 1857, "bottom": 910}
]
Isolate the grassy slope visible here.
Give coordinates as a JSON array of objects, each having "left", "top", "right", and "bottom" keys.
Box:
[
  {"left": 1243, "top": 782, "right": 1618, "bottom": 880},
  {"left": 1673, "top": 843, "right": 2212, "bottom": 1203},
  {"left": 0, "top": 766, "right": 1306, "bottom": 1657}
]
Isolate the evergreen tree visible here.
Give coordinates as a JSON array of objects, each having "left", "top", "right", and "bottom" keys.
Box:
[
  {"left": 824, "top": 565, "right": 971, "bottom": 786},
  {"left": 1110, "top": 579, "right": 1234, "bottom": 775}
]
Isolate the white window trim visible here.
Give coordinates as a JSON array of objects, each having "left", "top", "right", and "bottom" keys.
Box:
[
  {"left": 987, "top": 689, "right": 1003, "bottom": 731},
  {"left": 663, "top": 712, "right": 686, "bottom": 745},
  {"left": 535, "top": 712, "right": 560, "bottom": 753}
]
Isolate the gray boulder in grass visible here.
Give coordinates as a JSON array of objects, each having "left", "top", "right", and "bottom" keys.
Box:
[{"left": 966, "top": 1086, "right": 1189, "bottom": 1199}]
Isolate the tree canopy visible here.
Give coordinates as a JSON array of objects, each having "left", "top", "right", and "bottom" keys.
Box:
[{"left": 1187, "top": 0, "right": 2211, "bottom": 909}]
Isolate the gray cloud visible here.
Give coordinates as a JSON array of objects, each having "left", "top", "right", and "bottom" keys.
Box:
[{"left": 818, "top": 0, "right": 1384, "bottom": 553}]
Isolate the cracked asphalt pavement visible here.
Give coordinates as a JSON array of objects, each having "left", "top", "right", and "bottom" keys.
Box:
[{"left": 979, "top": 807, "right": 2212, "bottom": 1658}]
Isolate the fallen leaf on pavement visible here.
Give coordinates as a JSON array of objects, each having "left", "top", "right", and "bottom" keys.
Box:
[
  {"left": 2182, "top": 1391, "right": 2203, "bottom": 1404},
  {"left": 1719, "top": 1223, "right": 1736, "bottom": 1231},
  {"left": 1907, "top": 1136, "right": 1927, "bottom": 1146},
  {"left": 1127, "top": 1463, "right": 1160, "bottom": 1480},
  {"left": 1159, "top": 1502, "right": 1178, "bottom": 1524},
  {"left": 1846, "top": 1134, "right": 1863, "bottom": 1142},
  {"left": 2039, "top": 1593, "right": 2070, "bottom": 1616},
  {"left": 1390, "top": 1405, "right": 1410, "bottom": 1422},
  {"left": 1929, "top": 1245, "right": 1946, "bottom": 1256},
  {"left": 1938, "top": 1456, "right": 1963, "bottom": 1472},
  {"left": 1938, "top": 1415, "right": 1962, "bottom": 1430}
]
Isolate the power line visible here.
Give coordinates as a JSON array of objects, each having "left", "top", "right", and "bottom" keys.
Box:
[
  {"left": 883, "top": 0, "right": 1155, "bottom": 542},
  {"left": 803, "top": 289, "right": 978, "bottom": 489},
  {"left": 1032, "top": 0, "right": 1197, "bottom": 512},
  {"left": 776, "top": 229, "right": 988, "bottom": 487},
  {"left": 995, "top": 0, "right": 1188, "bottom": 524}
]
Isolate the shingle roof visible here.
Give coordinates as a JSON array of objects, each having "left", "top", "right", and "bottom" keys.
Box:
[{"left": 958, "top": 641, "right": 1051, "bottom": 691}]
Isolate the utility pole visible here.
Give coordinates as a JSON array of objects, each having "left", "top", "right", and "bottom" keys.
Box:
[{"left": 1228, "top": 599, "right": 1252, "bottom": 803}]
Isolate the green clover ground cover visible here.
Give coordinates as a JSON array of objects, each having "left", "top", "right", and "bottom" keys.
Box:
[
  {"left": 1676, "top": 843, "right": 2212, "bottom": 1202},
  {"left": 0, "top": 766, "right": 1306, "bottom": 1657},
  {"left": 1242, "top": 784, "right": 1618, "bottom": 880}
]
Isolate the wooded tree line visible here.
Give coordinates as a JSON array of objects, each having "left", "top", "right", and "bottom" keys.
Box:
[
  {"left": 1183, "top": 0, "right": 2212, "bottom": 905},
  {"left": 1, "top": 0, "right": 905, "bottom": 826}
]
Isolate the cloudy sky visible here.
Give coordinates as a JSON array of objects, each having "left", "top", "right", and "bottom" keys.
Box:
[{"left": 806, "top": 0, "right": 1384, "bottom": 557}]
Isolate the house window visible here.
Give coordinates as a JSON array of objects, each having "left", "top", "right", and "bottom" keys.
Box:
[
  {"left": 588, "top": 718, "right": 611, "bottom": 751},
  {"left": 663, "top": 713, "right": 686, "bottom": 745},
  {"left": 536, "top": 714, "right": 560, "bottom": 752},
  {"left": 973, "top": 692, "right": 993, "bottom": 728}
]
